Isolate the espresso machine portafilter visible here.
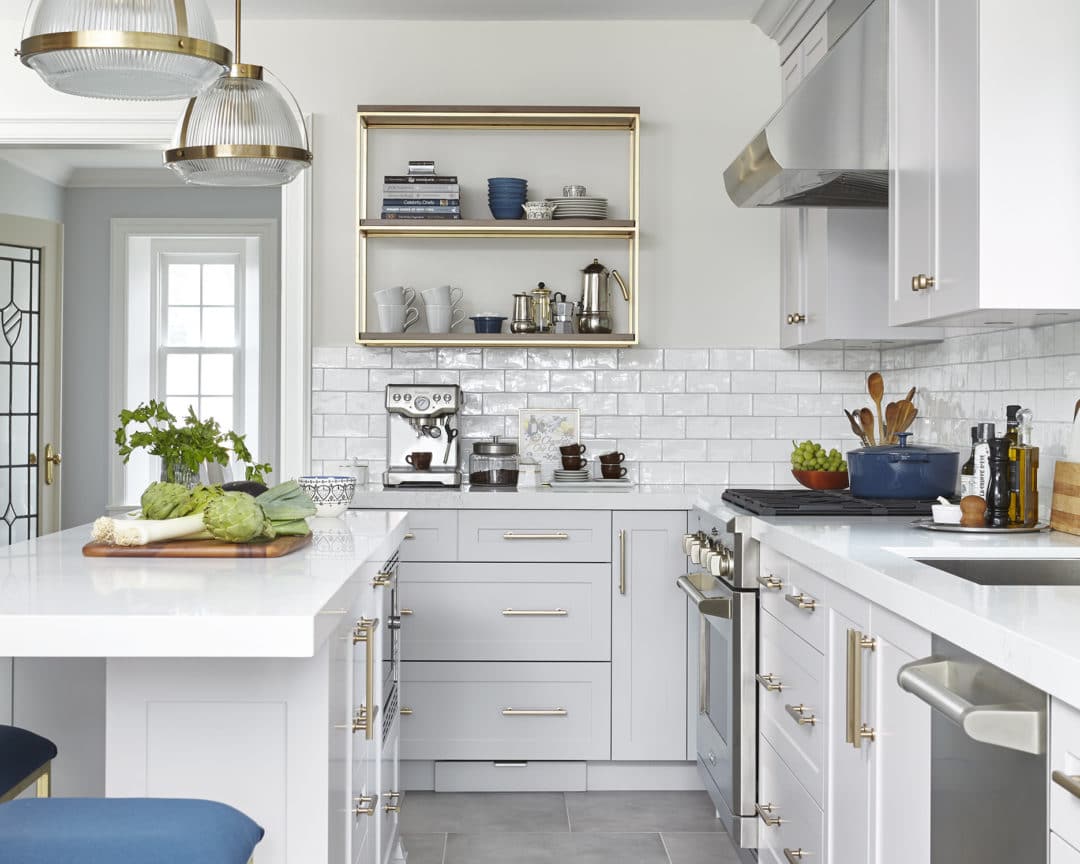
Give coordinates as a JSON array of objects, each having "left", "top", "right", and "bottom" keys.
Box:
[{"left": 382, "top": 384, "right": 462, "bottom": 488}]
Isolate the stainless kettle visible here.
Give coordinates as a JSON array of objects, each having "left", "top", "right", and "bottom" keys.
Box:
[{"left": 578, "top": 258, "right": 629, "bottom": 335}]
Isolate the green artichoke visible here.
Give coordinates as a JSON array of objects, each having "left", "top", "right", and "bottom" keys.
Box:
[
  {"left": 140, "top": 482, "right": 193, "bottom": 520},
  {"left": 188, "top": 484, "right": 225, "bottom": 514},
  {"left": 204, "top": 492, "right": 271, "bottom": 543}
]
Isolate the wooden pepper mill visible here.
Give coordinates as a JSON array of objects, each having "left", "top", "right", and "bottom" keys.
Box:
[{"left": 960, "top": 496, "right": 988, "bottom": 527}]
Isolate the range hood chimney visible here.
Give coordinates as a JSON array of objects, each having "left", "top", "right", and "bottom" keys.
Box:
[{"left": 724, "top": 0, "right": 887, "bottom": 208}]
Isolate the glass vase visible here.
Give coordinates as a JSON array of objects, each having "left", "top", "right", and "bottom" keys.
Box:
[{"left": 161, "top": 462, "right": 201, "bottom": 489}]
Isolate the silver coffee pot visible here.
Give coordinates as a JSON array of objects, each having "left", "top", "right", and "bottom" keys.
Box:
[{"left": 578, "top": 258, "right": 629, "bottom": 335}]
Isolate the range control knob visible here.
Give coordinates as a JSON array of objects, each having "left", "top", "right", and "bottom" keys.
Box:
[
  {"left": 414, "top": 396, "right": 430, "bottom": 411},
  {"left": 710, "top": 546, "right": 735, "bottom": 580}
]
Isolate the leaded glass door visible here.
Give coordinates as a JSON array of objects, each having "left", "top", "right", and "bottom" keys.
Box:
[{"left": 0, "top": 216, "right": 62, "bottom": 540}]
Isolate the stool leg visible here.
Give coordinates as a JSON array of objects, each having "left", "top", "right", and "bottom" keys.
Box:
[{"left": 35, "top": 763, "right": 50, "bottom": 798}]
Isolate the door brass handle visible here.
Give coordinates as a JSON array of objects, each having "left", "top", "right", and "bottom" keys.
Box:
[
  {"left": 618, "top": 529, "right": 627, "bottom": 595},
  {"left": 403, "top": 532, "right": 415, "bottom": 540},
  {"left": 353, "top": 795, "right": 377, "bottom": 817},
  {"left": 785, "top": 703, "right": 817, "bottom": 726},
  {"left": 755, "top": 673, "right": 784, "bottom": 692},
  {"left": 754, "top": 802, "right": 783, "bottom": 827},
  {"left": 501, "top": 608, "right": 568, "bottom": 616},
  {"left": 784, "top": 592, "right": 817, "bottom": 612},
  {"left": 383, "top": 791, "right": 402, "bottom": 813},
  {"left": 399, "top": 608, "right": 414, "bottom": 616},
  {"left": 501, "top": 708, "right": 567, "bottom": 717},
  {"left": 1053, "top": 771, "right": 1080, "bottom": 800},
  {"left": 846, "top": 629, "right": 876, "bottom": 748},
  {"left": 911, "top": 273, "right": 935, "bottom": 292},
  {"left": 352, "top": 618, "right": 379, "bottom": 739},
  {"left": 44, "top": 443, "right": 61, "bottom": 485},
  {"left": 757, "top": 574, "right": 784, "bottom": 591},
  {"left": 787, "top": 313, "right": 806, "bottom": 324},
  {"left": 502, "top": 531, "right": 569, "bottom": 540},
  {"left": 784, "top": 849, "right": 808, "bottom": 862},
  {"left": 399, "top": 707, "right": 413, "bottom": 716}
]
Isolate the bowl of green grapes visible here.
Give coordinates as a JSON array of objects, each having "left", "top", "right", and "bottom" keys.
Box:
[{"left": 790, "top": 440, "right": 849, "bottom": 490}]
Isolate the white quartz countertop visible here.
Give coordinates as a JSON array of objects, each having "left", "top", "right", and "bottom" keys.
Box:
[
  {"left": 351, "top": 483, "right": 714, "bottom": 510},
  {"left": 694, "top": 491, "right": 1080, "bottom": 707},
  {"left": 0, "top": 511, "right": 408, "bottom": 659}
]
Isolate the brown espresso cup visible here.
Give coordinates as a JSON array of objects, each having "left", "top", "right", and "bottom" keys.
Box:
[
  {"left": 601, "top": 464, "right": 628, "bottom": 479},
  {"left": 405, "top": 452, "right": 432, "bottom": 470},
  {"left": 599, "top": 451, "right": 626, "bottom": 464},
  {"left": 561, "top": 456, "right": 587, "bottom": 470},
  {"left": 559, "top": 443, "right": 586, "bottom": 456}
]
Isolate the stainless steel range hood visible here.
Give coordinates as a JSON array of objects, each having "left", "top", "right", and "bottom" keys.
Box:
[{"left": 724, "top": 0, "right": 887, "bottom": 208}]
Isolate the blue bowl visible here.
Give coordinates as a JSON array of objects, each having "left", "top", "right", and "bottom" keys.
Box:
[
  {"left": 488, "top": 177, "right": 527, "bottom": 185},
  {"left": 489, "top": 207, "right": 523, "bottom": 219},
  {"left": 471, "top": 315, "right": 507, "bottom": 334},
  {"left": 489, "top": 196, "right": 526, "bottom": 204}
]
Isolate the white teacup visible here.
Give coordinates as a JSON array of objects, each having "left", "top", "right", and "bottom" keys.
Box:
[
  {"left": 427, "top": 304, "right": 467, "bottom": 334},
  {"left": 422, "top": 284, "right": 463, "bottom": 307},
  {"left": 377, "top": 303, "right": 420, "bottom": 332},
  {"left": 375, "top": 285, "right": 417, "bottom": 307}
]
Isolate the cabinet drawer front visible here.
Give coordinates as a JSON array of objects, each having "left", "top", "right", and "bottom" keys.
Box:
[
  {"left": 458, "top": 510, "right": 612, "bottom": 562},
  {"left": 399, "top": 563, "right": 611, "bottom": 661},
  {"left": 757, "top": 735, "right": 824, "bottom": 864},
  {"left": 760, "top": 559, "right": 827, "bottom": 653},
  {"left": 759, "top": 611, "right": 825, "bottom": 806},
  {"left": 400, "top": 661, "right": 611, "bottom": 761},
  {"left": 1053, "top": 833, "right": 1080, "bottom": 864},
  {"left": 399, "top": 510, "right": 458, "bottom": 561},
  {"left": 1051, "top": 698, "right": 1080, "bottom": 851},
  {"left": 434, "top": 760, "right": 586, "bottom": 792}
]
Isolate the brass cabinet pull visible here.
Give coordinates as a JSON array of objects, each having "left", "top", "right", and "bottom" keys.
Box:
[
  {"left": 44, "top": 443, "right": 61, "bottom": 486},
  {"left": 502, "top": 608, "right": 568, "bottom": 617},
  {"left": 787, "top": 313, "right": 806, "bottom": 324},
  {"left": 334, "top": 707, "right": 368, "bottom": 732},
  {"left": 757, "top": 574, "right": 784, "bottom": 591},
  {"left": 352, "top": 617, "right": 380, "bottom": 740},
  {"left": 1053, "top": 771, "right": 1080, "bottom": 800},
  {"left": 784, "top": 592, "right": 817, "bottom": 612},
  {"left": 383, "top": 791, "right": 402, "bottom": 813},
  {"left": 755, "top": 672, "right": 784, "bottom": 692},
  {"left": 353, "top": 795, "right": 377, "bottom": 817},
  {"left": 403, "top": 532, "right": 415, "bottom": 540},
  {"left": 502, "top": 531, "right": 569, "bottom": 540},
  {"left": 911, "top": 273, "right": 936, "bottom": 292},
  {"left": 372, "top": 572, "right": 395, "bottom": 587},
  {"left": 501, "top": 707, "right": 567, "bottom": 717},
  {"left": 399, "top": 608, "right": 414, "bottom": 616},
  {"left": 784, "top": 849, "right": 808, "bottom": 862},
  {"left": 785, "top": 703, "right": 817, "bottom": 726},
  {"left": 754, "top": 802, "right": 783, "bottom": 827},
  {"left": 846, "top": 629, "right": 876, "bottom": 748},
  {"left": 399, "top": 707, "right": 413, "bottom": 716},
  {"left": 618, "top": 529, "right": 627, "bottom": 595}
]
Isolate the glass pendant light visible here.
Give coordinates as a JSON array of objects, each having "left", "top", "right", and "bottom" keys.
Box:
[
  {"left": 163, "top": 0, "right": 312, "bottom": 187},
  {"left": 17, "top": 0, "right": 231, "bottom": 100}
]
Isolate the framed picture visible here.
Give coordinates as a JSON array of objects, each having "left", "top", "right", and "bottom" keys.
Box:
[{"left": 518, "top": 408, "right": 580, "bottom": 482}]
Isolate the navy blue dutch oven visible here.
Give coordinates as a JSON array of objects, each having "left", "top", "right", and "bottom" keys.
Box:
[{"left": 847, "top": 433, "right": 960, "bottom": 499}]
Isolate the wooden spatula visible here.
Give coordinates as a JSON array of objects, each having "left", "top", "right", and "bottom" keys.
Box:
[
  {"left": 859, "top": 407, "right": 877, "bottom": 447},
  {"left": 868, "top": 372, "right": 885, "bottom": 444}
]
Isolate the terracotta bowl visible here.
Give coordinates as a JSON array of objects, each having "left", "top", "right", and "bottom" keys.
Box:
[{"left": 791, "top": 469, "right": 849, "bottom": 491}]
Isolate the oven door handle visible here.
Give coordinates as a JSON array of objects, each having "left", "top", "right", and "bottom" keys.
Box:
[{"left": 676, "top": 575, "right": 732, "bottom": 620}]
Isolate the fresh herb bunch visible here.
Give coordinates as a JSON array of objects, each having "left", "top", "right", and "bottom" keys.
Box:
[{"left": 115, "top": 400, "right": 272, "bottom": 483}]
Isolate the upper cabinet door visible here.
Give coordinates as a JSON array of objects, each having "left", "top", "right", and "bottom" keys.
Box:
[{"left": 888, "top": 0, "right": 936, "bottom": 326}]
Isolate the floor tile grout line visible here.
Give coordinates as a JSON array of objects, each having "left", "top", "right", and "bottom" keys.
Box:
[
  {"left": 564, "top": 791, "right": 573, "bottom": 832},
  {"left": 658, "top": 831, "right": 674, "bottom": 864},
  {"left": 440, "top": 831, "right": 447, "bottom": 864}
]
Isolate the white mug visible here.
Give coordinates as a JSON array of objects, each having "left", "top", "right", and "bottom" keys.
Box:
[
  {"left": 426, "top": 304, "right": 467, "bottom": 334},
  {"left": 421, "top": 284, "right": 463, "bottom": 307},
  {"left": 377, "top": 303, "right": 420, "bottom": 332},
  {"left": 375, "top": 285, "right": 417, "bottom": 307}
]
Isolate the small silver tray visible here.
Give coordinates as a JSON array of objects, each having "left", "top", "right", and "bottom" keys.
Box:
[{"left": 910, "top": 518, "right": 1049, "bottom": 534}]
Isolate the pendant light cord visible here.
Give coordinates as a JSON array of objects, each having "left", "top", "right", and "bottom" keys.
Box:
[{"left": 235, "top": 0, "right": 242, "bottom": 64}]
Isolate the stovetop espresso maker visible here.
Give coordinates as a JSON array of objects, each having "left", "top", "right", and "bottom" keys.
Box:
[{"left": 578, "top": 257, "right": 629, "bottom": 334}]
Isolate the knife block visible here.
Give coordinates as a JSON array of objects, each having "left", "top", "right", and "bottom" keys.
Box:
[{"left": 1050, "top": 461, "right": 1080, "bottom": 535}]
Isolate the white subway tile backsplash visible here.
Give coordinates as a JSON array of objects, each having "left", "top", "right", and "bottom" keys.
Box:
[
  {"left": 641, "top": 371, "right": 686, "bottom": 393},
  {"left": 619, "top": 393, "right": 665, "bottom": 416},
  {"left": 664, "top": 394, "right": 709, "bottom": 416},
  {"left": 311, "top": 437, "right": 346, "bottom": 460},
  {"left": 415, "top": 369, "right": 461, "bottom": 385},
  {"left": 347, "top": 346, "right": 391, "bottom": 369},
  {"left": 731, "top": 417, "right": 776, "bottom": 439},
  {"left": 393, "top": 348, "right": 438, "bottom": 368},
  {"left": 345, "top": 392, "right": 384, "bottom": 414},
  {"left": 797, "top": 394, "right": 845, "bottom": 417},
  {"left": 437, "top": 348, "right": 483, "bottom": 369},
  {"left": 664, "top": 349, "right": 709, "bottom": 370},
  {"left": 777, "top": 416, "right": 817, "bottom": 440},
  {"left": 550, "top": 371, "right": 595, "bottom": 392},
  {"left": 642, "top": 417, "right": 686, "bottom": 439},
  {"left": 346, "top": 438, "right": 386, "bottom": 460},
  {"left": 311, "top": 369, "right": 324, "bottom": 390},
  {"left": 710, "top": 349, "right": 754, "bottom": 370},
  {"left": 483, "top": 393, "right": 529, "bottom": 414},
  {"left": 663, "top": 439, "right": 707, "bottom": 461},
  {"left": 731, "top": 462, "right": 773, "bottom": 485},
  {"left": 708, "top": 439, "right": 753, "bottom": 462},
  {"left": 324, "top": 414, "right": 368, "bottom": 436},
  {"left": 313, "top": 391, "right": 347, "bottom": 413},
  {"left": 732, "top": 371, "right": 776, "bottom": 394},
  {"left": 775, "top": 371, "right": 820, "bottom": 393},
  {"left": 312, "top": 347, "right": 346, "bottom": 368},
  {"left": 708, "top": 394, "right": 754, "bottom": 416},
  {"left": 597, "top": 416, "right": 641, "bottom": 439},
  {"left": 752, "top": 394, "right": 797, "bottom": 417},
  {"left": 618, "top": 348, "right": 664, "bottom": 370},
  {"left": 686, "top": 417, "right": 731, "bottom": 439},
  {"left": 685, "top": 371, "right": 732, "bottom": 393},
  {"left": 753, "top": 349, "right": 799, "bottom": 371},
  {"left": 640, "top": 462, "right": 684, "bottom": 484},
  {"left": 460, "top": 370, "right": 505, "bottom": 393},
  {"left": 574, "top": 348, "right": 619, "bottom": 370},
  {"left": 683, "top": 462, "right": 730, "bottom": 485},
  {"left": 596, "top": 370, "right": 640, "bottom": 392},
  {"left": 620, "top": 439, "right": 663, "bottom": 461},
  {"left": 798, "top": 349, "right": 845, "bottom": 371},
  {"left": 752, "top": 439, "right": 794, "bottom": 462},
  {"left": 369, "top": 370, "right": 414, "bottom": 389},
  {"left": 529, "top": 348, "right": 573, "bottom": 369},
  {"left": 506, "top": 370, "right": 551, "bottom": 392},
  {"left": 484, "top": 348, "right": 528, "bottom": 369},
  {"left": 528, "top": 393, "right": 575, "bottom": 410},
  {"left": 574, "top": 393, "right": 619, "bottom": 415}
]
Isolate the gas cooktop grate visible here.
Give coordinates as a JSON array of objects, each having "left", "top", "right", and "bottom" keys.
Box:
[{"left": 721, "top": 488, "right": 942, "bottom": 517}]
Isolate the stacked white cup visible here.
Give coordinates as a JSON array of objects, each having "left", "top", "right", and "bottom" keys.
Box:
[
  {"left": 376, "top": 286, "right": 419, "bottom": 332},
  {"left": 422, "top": 285, "right": 466, "bottom": 333}
]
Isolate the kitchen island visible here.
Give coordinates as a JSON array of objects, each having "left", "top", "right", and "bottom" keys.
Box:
[{"left": 0, "top": 510, "right": 409, "bottom": 864}]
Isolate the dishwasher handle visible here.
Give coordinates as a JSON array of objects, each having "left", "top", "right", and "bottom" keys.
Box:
[{"left": 897, "top": 657, "right": 1045, "bottom": 755}]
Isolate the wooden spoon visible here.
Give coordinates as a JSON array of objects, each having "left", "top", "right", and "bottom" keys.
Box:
[
  {"left": 859, "top": 407, "right": 877, "bottom": 447},
  {"left": 905, "top": 386, "right": 917, "bottom": 403},
  {"left": 884, "top": 402, "right": 898, "bottom": 443},
  {"left": 893, "top": 400, "right": 917, "bottom": 438},
  {"left": 844, "top": 408, "right": 869, "bottom": 446},
  {"left": 867, "top": 372, "right": 885, "bottom": 444}
]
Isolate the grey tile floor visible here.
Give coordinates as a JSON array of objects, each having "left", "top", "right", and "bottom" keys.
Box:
[{"left": 401, "top": 791, "right": 741, "bottom": 864}]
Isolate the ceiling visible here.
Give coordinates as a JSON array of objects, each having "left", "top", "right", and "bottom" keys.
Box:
[
  {"left": 0, "top": 146, "right": 184, "bottom": 188},
  {"left": 206, "top": 0, "right": 766, "bottom": 20}
]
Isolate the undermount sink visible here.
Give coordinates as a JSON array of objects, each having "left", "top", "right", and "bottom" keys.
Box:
[{"left": 916, "top": 558, "right": 1080, "bottom": 587}]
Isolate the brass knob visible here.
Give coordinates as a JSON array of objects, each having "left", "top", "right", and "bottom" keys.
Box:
[
  {"left": 911, "top": 273, "right": 935, "bottom": 292},
  {"left": 353, "top": 795, "right": 377, "bottom": 817},
  {"left": 44, "top": 443, "right": 61, "bottom": 485},
  {"left": 788, "top": 313, "right": 806, "bottom": 324}
]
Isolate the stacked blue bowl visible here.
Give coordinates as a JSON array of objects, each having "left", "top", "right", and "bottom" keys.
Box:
[{"left": 488, "top": 177, "right": 527, "bottom": 220}]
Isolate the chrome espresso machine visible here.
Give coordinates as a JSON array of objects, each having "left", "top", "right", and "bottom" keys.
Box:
[{"left": 382, "top": 384, "right": 462, "bottom": 487}]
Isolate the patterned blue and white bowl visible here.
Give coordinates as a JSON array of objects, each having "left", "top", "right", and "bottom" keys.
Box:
[{"left": 297, "top": 475, "right": 356, "bottom": 518}]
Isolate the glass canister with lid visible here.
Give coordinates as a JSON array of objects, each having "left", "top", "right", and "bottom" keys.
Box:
[{"left": 469, "top": 436, "right": 519, "bottom": 488}]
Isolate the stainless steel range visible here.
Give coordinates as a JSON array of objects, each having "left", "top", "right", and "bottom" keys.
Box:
[
  {"left": 383, "top": 384, "right": 462, "bottom": 488},
  {"left": 677, "top": 508, "right": 759, "bottom": 853}
]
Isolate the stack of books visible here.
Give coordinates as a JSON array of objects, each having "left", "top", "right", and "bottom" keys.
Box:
[{"left": 381, "top": 161, "right": 461, "bottom": 220}]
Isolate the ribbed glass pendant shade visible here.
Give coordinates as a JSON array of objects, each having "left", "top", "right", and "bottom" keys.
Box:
[
  {"left": 165, "top": 66, "right": 311, "bottom": 187},
  {"left": 19, "top": 0, "right": 230, "bottom": 100}
]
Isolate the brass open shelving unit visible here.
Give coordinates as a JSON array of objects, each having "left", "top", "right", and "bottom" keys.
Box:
[{"left": 356, "top": 105, "right": 640, "bottom": 347}]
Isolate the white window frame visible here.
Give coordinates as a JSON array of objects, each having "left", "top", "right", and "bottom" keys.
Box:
[{"left": 109, "top": 219, "right": 278, "bottom": 506}]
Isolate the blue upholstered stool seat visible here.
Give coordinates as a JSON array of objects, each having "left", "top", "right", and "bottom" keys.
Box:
[
  {"left": 0, "top": 797, "right": 264, "bottom": 864},
  {"left": 0, "top": 725, "right": 56, "bottom": 797}
]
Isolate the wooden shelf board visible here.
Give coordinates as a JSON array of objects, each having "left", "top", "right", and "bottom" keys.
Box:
[
  {"left": 358, "top": 105, "right": 639, "bottom": 130},
  {"left": 360, "top": 219, "right": 636, "bottom": 238},
  {"left": 358, "top": 332, "right": 637, "bottom": 348}
]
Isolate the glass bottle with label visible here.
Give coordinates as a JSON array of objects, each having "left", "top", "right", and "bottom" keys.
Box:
[
  {"left": 974, "top": 422, "right": 995, "bottom": 499},
  {"left": 1008, "top": 408, "right": 1039, "bottom": 527},
  {"left": 960, "top": 426, "right": 979, "bottom": 498}
]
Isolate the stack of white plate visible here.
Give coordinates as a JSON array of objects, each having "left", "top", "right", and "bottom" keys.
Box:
[
  {"left": 553, "top": 468, "right": 590, "bottom": 482},
  {"left": 546, "top": 197, "right": 609, "bottom": 220}
]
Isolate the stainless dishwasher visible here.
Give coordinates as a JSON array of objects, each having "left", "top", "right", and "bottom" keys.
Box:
[{"left": 898, "top": 636, "right": 1047, "bottom": 863}]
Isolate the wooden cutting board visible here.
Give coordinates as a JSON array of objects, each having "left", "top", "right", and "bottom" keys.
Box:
[{"left": 82, "top": 532, "right": 312, "bottom": 558}]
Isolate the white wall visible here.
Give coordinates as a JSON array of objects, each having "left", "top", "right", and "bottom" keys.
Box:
[
  {"left": 0, "top": 17, "right": 782, "bottom": 349},
  {"left": 0, "top": 157, "right": 63, "bottom": 223}
]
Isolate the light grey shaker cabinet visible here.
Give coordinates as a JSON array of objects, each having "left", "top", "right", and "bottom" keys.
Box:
[
  {"left": 889, "top": 0, "right": 1080, "bottom": 327},
  {"left": 610, "top": 510, "right": 688, "bottom": 761}
]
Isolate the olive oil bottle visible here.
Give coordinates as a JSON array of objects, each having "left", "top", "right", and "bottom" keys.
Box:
[{"left": 1008, "top": 408, "right": 1039, "bottom": 526}]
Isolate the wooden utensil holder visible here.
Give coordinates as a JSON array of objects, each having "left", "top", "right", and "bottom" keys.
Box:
[{"left": 1050, "top": 461, "right": 1080, "bottom": 535}]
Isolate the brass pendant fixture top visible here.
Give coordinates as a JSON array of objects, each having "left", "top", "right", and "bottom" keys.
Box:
[
  {"left": 163, "top": 0, "right": 312, "bottom": 187},
  {"left": 18, "top": 0, "right": 231, "bottom": 100}
]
